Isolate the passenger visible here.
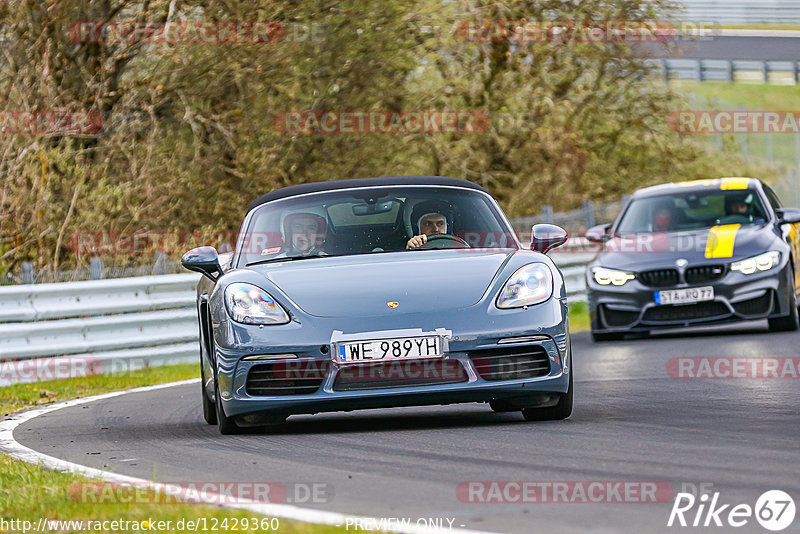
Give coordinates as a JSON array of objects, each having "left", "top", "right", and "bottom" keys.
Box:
[
  {"left": 282, "top": 212, "right": 327, "bottom": 257},
  {"left": 652, "top": 206, "right": 674, "bottom": 232}
]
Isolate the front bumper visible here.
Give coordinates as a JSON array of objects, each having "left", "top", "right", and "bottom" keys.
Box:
[
  {"left": 587, "top": 263, "right": 794, "bottom": 333},
  {"left": 213, "top": 298, "right": 571, "bottom": 424}
]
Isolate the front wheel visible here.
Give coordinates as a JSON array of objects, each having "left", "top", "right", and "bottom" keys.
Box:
[
  {"left": 216, "top": 383, "right": 243, "bottom": 435},
  {"left": 201, "top": 366, "right": 217, "bottom": 425},
  {"left": 522, "top": 368, "right": 573, "bottom": 421}
]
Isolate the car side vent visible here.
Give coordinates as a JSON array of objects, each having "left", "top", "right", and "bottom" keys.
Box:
[
  {"left": 246, "top": 361, "right": 327, "bottom": 396},
  {"left": 469, "top": 345, "right": 550, "bottom": 381}
]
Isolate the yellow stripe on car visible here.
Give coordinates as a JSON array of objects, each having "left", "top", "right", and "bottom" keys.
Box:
[
  {"left": 676, "top": 177, "right": 752, "bottom": 190},
  {"left": 719, "top": 177, "right": 751, "bottom": 190},
  {"left": 705, "top": 224, "right": 740, "bottom": 259}
]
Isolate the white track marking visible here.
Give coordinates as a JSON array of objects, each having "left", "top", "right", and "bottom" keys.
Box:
[{"left": 0, "top": 379, "right": 494, "bottom": 534}]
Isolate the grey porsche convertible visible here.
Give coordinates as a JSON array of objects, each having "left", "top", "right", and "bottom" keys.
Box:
[{"left": 182, "top": 176, "right": 572, "bottom": 434}]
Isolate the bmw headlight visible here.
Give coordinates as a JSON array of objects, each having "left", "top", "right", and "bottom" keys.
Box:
[
  {"left": 224, "top": 282, "right": 290, "bottom": 325},
  {"left": 592, "top": 267, "right": 635, "bottom": 286},
  {"left": 497, "top": 263, "right": 553, "bottom": 309},
  {"left": 731, "top": 251, "right": 780, "bottom": 275}
]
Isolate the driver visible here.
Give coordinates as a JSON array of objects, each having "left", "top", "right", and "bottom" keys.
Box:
[
  {"left": 406, "top": 200, "right": 454, "bottom": 249},
  {"left": 725, "top": 195, "right": 749, "bottom": 216},
  {"left": 282, "top": 212, "right": 327, "bottom": 257}
]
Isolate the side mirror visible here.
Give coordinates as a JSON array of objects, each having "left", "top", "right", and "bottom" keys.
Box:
[
  {"left": 586, "top": 223, "right": 612, "bottom": 243},
  {"left": 776, "top": 208, "right": 800, "bottom": 225},
  {"left": 181, "top": 246, "right": 222, "bottom": 281},
  {"left": 530, "top": 224, "right": 568, "bottom": 254}
]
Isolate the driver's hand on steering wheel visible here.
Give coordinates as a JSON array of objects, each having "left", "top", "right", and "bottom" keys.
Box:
[{"left": 406, "top": 234, "right": 427, "bottom": 249}]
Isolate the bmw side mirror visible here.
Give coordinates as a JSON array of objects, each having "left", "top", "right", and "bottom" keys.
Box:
[
  {"left": 531, "top": 224, "right": 568, "bottom": 253},
  {"left": 182, "top": 246, "right": 222, "bottom": 281},
  {"left": 776, "top": 208, "right": 800, "bottom": 225},
  {"left": 586, "top": 223, "right": 612, "bottom": 243}
]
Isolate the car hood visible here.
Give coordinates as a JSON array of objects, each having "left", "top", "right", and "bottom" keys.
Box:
[
  {"left": 595, "top": 224, "right": 777, "bottom": 270},
  {"left": 256, "top": 250, "right": 512, "bottom": 317}
]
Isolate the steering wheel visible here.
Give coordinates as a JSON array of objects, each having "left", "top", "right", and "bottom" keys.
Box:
[{"left": 418, "top": 233, "right": 470, "bottom": 249}]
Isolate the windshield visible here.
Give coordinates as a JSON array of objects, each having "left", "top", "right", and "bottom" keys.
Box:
[
  {"left": 616, "top": 189, "right": 769, "bottom": 234},
  {"left": 236, "top": 186, "right": 518, "bottom": 266}
]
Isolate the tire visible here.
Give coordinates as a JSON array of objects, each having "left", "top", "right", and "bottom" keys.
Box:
[
  {"left": 216, "top": 383, "right": 243, "bottom": 435},
  {"left": 522, "top": 368, "right": 573, "bottom": 421},
  {"left": 591, "top": 331, "right": 624, "bottom": 342},
  {"left": 201, "top": 366, "right": 217, "bottom": 425},
  {"left": 768, "top": 284, "right": 799, "bottom": 332}
]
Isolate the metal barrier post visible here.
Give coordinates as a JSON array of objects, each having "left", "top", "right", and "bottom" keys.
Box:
[
  {"left": 153, "top": 251, "right": 167, "bottom": 275},
  {"left": 541, "top": 205, "right": 554, "bottom": 224},
  {"left": 90, "top": 258, "right": 104, "bottom": 280},
  {"left": 22, "top": 262, "right": 34, "bottom": 284},
  {"left": 583, "top": 200, "right": 596, "bottom": 229}
]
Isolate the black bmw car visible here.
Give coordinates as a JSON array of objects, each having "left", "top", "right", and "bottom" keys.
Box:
[{"left": 586, "top": 178, "right": 800, "bottom": 341}]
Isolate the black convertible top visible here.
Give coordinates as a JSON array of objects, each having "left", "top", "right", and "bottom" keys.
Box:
[{"left": 248, "top": 176, "right": 487, "bottom": 212}]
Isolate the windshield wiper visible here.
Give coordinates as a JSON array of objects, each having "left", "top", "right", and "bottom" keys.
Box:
[{"left": 246, "top": 253, "right": 338, "bottom": 267}]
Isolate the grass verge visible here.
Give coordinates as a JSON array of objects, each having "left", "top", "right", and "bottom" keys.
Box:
[
  {"left": 0, "top": 364, "right": 343, "bottom": 534},
  {"left": 569, "top": 301, "right": 590, "bottom": 333},
  {"left": 0, "top": 363, "right": 198, "bottom": 416},
  {"left": 674, "top": 81, "right": 800, "bottom": 111}
]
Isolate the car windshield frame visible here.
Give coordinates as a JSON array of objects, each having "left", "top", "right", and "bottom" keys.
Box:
[
  {"left": 613, "top": 188, "right": 770, "bottom": 235},
  {"left": 233, "top": 184, "right": 520, "bottom": 268}
]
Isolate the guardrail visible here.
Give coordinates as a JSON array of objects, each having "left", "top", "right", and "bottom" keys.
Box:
[
  {"left": 550, "top": 239, "right": 594, "bottom": 303},
  {"left": 677, "top": 0, "right": 800, "bottom": 24},
  {"left": 653, "top": 59, "right": 800, "bottom": 84},
  {"left": 0, "top": 274, "right": 201, "bottom": 386}
]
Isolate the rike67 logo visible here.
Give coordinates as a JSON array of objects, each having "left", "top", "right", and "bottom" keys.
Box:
[{"left": 668, "top": 490, "right": 795, "bottom": 531}]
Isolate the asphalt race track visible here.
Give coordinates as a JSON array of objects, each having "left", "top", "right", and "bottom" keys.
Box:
[
  {"left": 12, "top": 324, "right": 800, "bottom": 534},
  {"left": 644, "top": 35, "right": 800, "bottom": 61}
]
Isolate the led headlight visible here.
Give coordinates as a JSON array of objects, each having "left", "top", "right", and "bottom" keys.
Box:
[
  {"left": 224, "top": 282, "right": 290, "bottom": 325},
  {"left": 731, "top": 251, "right": 780, "bottom": 275},
  {"left": 497, "top": 263, "right": 553, "bottom": 309},
  {"left": 592, "top": 267, "right": 635, "bottom": 286}
]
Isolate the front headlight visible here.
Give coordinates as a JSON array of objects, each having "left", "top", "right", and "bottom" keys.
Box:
[
  {"left": 496, "top": 263, "right": 553, "bottom": 309},
  {"left": 592, "top": 267, "right": 635, "bottom": 286},
  {"left": 224, "top": 282, "right": 290, "bottom": 325},
  {"left": 731, "top": 251, "right": 780, "bottom": 275}
]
